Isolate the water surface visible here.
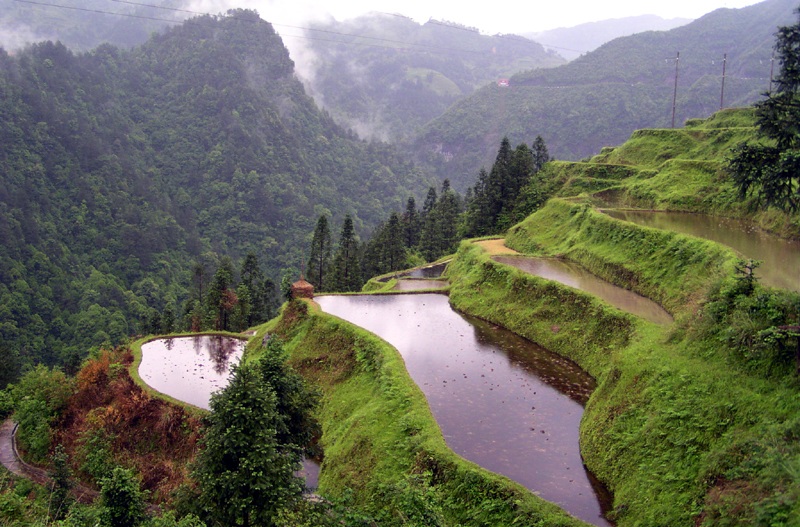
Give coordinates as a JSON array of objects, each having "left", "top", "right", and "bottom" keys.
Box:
[
  {"left": 139, "top": 335, "right": 320, "bottom": 488},
  {"left": 316, "top": 294, "right": 612, "bottom": 526},
  {"left": 493, "top": 255, "right": 673, "bottom": 325},
  {"left": 392, "top": 279, "right": 449, "bottom": 291},
  {"left": 139, "top": 335, "right": 245, "bottom": 410},
  {"left": 604, "top": 210, "right": 800, "bottom": 291}
]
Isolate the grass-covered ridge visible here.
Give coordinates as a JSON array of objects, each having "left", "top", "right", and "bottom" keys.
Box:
[
  {"left": 542, "top": 108, "right": 800, "bottom": 237},
  {"left": 505, "top": 199, "right": 738, "bottom": 317},
  {"left": 267, "top": 299, "right": 588, "bottom": 526},
  {"left": 446, "top": 205, "right": 800, "bottom": 524}
]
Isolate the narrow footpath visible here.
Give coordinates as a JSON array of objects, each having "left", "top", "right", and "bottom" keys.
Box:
[{"left": 0, "top": 418, "right": 99, "bottom": 504}]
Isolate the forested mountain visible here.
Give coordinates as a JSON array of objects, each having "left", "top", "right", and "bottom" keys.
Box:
[
  {"left": 0, "top": 9, "right": 430, "bottom": 378},
  {"left": 298, "top": 13, "right": 565, "bottom": 142},
  {"left": 413, "top": 0, "right": 798, "bottom": 189},
  {"left": 526, "top": 15, "right": 691, "bottom": 61},
  {"left": 0, "top": 0, "right": 182, "bottom": 51}
]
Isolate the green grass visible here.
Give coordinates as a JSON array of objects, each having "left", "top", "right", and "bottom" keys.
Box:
[
  {"left": 444, "top": 208, "right": 800, "bottom": 525},
  {"left": 538, "top": 107, "right": 800, "bottom": 237},
  {"left": 505, "top": 199, "right": 738, "bottom": 317}
]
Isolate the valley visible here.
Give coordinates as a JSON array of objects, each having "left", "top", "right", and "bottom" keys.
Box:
[{"left": 1, "top": 0, "right": 800, "bottom": 526}]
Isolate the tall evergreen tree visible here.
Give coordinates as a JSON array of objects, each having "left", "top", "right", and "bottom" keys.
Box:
[
  {"left": 193, "top": 361, "right": 303, "bottom": 527},
  {"left": 402, "top": 196, "right": 421, "bottom": 248},
  {"left": 531, "top": 135, "right": 551, "bottom": 173},
  {"left": 330, "top": 215, "right": 362, "bottom": 292},
  {"left": 434, "top": 180, "right": 462, "bottom": 256},
  {"left": 307, "top": 215, "right": 332, "bottom": 292},
  {"left": 206, "top": 257, "right": 236, "bottom": 331},
  {"left": 728, "top": 8, "right": 800, "bottom": 211},
  {"left": 239, "top": 252, "right": 275, "bottom": 326},
  {"left": 421, "top": 186, "right": 438, "bottom": 217},
  {"left": 384, "top": 212, "right": 406, "bottom": 271}
]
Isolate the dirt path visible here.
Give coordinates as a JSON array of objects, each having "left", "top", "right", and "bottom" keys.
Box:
[
  {"left": 0, "top": 418, "right": 99, "bottom": 504},
  {"left": 474, "top": 238, "right": 519, "bottom": 255}
]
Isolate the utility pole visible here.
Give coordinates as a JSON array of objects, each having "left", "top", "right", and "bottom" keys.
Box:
[
  {"left": 769, "top": 51, "right": 775, "bottom": 93},
  {"left": 720, "top": 53, "right": 727, "bottom": 110},
  {"left": 671, "top": 52, "right": 680, "bottom": 128}
]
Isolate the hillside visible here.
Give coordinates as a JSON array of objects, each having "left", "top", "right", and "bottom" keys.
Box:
[
  {"left": 527, "top": 15, "right": 691, "bottom": 61},
  {"left": 0, "top": 10, "right": 430, "bottom": 378},
  {"left": 0, "top": 0, "right": 182, "bottom": 50},
  {"left": 413, "top": 0, "right": 798, "bottom": 190},
  {"left": 298, "top": 13, "right": 565, "bottom": 142}
]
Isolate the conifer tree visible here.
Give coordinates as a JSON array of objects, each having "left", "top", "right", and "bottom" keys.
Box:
[
  {"left": 330, "top": 215, "right": 362, "bottom": 292},
  {"left": 531, "top": 135, "right": 551, "bottom": 173},
  {"left": 728, "top": 8, "right": 800, "bottom": 211},
  {"left": 402, "top": 196, "right": 421, "bottom": 248},
  {"left": 193, "top": 362, "right": 302, "bottom": 527},
  {"left": 384, "top": 212, "right": 406, "bottom": 271},
  {"left": 307, "top": 215, "right": 332, "bottom": 292},
  {"left": 206, "top": 257, "right": 236, "bottom": 331}
]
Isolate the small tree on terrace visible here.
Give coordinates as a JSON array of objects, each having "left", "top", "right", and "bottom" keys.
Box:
[{"left": 728, "top": 8, "right": 800, "bottom": 211}]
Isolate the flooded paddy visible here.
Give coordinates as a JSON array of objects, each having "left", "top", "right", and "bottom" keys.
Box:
[
  {"left": 604, "top": 210, "right": 800, "bottom": 291},
  {"left": 392, "top": 279, "right": 449, "bottom": 291},
  {"left": 316, "top": 293, "right": 612, "bottom": 526},
  {"left": 138, "top": 334, "right": 320, "bottom": 488},
  {"left": 493, "top": 255, "right": 673, "bottom": 325}
]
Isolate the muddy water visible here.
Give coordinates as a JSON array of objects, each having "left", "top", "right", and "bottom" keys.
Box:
[
  {"left": 493, "top": 255, "right": 673, "bottom": 325},
  {"left": 392, "top": 279, "right": 449, "bottom": 291},
  {"left": 316, "top": 294, "right": 612, "bottom": 527},
  {"left": 604, "top": 210, "right": 800, "bottom": 292},
  {"left": 138, "top": 335, "right": 320, "bottom": 488}
]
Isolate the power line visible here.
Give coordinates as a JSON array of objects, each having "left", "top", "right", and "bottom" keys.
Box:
[{"left": 10, "top": 0, "right": 548, "bottom": 57}]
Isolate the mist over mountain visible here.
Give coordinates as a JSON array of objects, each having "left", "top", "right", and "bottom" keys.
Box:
[
  {"left": 528, "top": 15, "right": 692, "bottom": 61},
  {"left": 295, "top": 13, "right": 565, "bottom": 142},
  {"left": 0, "top": 0, "right": 183, "bottom": 51},
  {"left": 412, "top": 0, "right": 796, "bottom": 189}
]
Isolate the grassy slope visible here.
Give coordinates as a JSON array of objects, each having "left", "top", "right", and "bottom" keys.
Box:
[
  {"left": 445, "top": 196, "right": 799, "bottom": 524},
  {"left": 264, "top": 299, "right": 587, "bottom": 526},
  {"left": 553, "top": 108, "right": 800, "bottom": 237}
]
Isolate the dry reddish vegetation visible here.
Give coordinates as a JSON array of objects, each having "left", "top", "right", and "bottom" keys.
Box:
[{"left": 54, "top": 346, "right": 204, "bottom": 504}]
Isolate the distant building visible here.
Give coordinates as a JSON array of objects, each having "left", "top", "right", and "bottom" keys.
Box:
[{"left": 497, "top": 79, "right": 510, "bottom": 87}]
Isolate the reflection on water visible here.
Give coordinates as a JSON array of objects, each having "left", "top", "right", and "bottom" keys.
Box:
[
  {"left": 392, "top": 279, "right": 449, "bottom": 291},
  {"left": 405, "top": 262, "right": 448, "bottom": 278},
  {"left": 139, "top": 335, "right": 246, "bottom": 410},
  {"left": 316, "top": 294, "right": 612, "bottom": 527},
  {"left": 493, "top": 255, "right": 673, "bottom": 325},
  {"left": 604, "top": 210, "right": 800, "bottom": 292}
]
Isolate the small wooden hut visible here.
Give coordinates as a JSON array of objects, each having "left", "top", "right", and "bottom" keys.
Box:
[{"left": 291, "top": 275, "right": 315, "bottom": 299}]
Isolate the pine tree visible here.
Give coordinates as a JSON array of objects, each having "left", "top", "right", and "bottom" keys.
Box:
[
  {"left": 307, "top": 215, "right": 332, "bottom": 292},
  {"left": 384, "top": 212, "right": 406, "bottom": 271},
  {"left": 402, "top": 196, "right": 421, "bottom": 248},
  {"left": 239, "top": 252, "right": 274, "bottom": 325},
  {"left": 193, "top": 362, "right": 303, "bottom": 527},
  {"left": 728, "top": 8, "right": 800, "bottom": 211},
  {"left": 531, "top": 135, "right": 551, "bottom": 173},
  {"left": 434, "top": 180, "right": 462, "bottom": 256},
  {"left": 330, "top": 215, "right": 362, "bottom": 292},
  {"left": 206, "top": 257, "right": 236, "bottom": 331}
]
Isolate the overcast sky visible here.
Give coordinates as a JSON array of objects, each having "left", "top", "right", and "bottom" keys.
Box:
[{"left": 213, "top": 0, "right": 765, "bottom": 34}]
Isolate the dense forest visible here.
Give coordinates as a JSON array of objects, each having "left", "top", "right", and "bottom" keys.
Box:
[
  {"left": 413, "top": 0, "right": 798, "bottom": 188},
  {"left": 0, "top": 9, "right": 432, "bottom": 381}
]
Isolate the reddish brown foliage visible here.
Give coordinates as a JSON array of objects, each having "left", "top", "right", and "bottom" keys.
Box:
[{"left": 54, "top": 346, "right": 204, "bottom": 504}]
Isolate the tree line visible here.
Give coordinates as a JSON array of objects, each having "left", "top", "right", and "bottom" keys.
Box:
[{"left": 304, "top": 135, "right": 551, "bottom": 292}]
